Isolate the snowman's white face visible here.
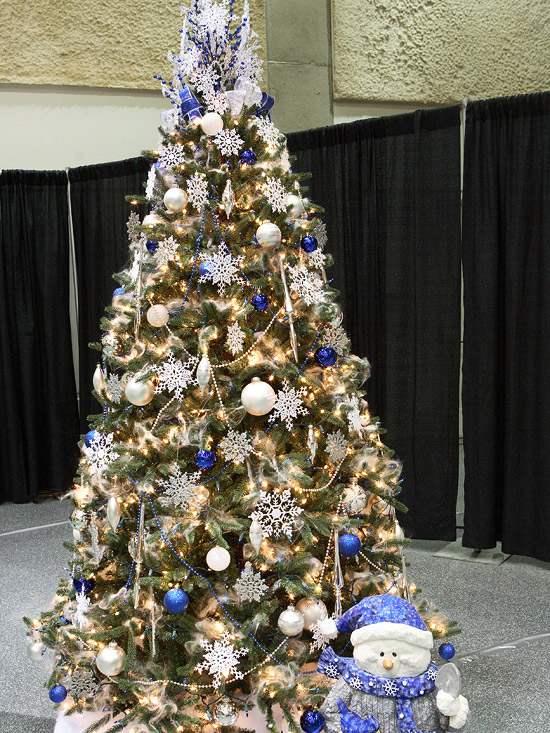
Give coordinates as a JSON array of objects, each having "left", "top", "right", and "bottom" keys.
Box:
[{"left": 353, "top": 638, "right": 431, "bottom": 678}]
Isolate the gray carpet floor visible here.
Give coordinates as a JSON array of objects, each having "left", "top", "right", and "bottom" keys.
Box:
[{"left": 1, "top": 499, "right": 549, "bottom": 732}]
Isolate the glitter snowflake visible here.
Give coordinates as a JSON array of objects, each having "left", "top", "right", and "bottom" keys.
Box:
[
  {"left": 106, "top": 374, "right": 123, "bottom": 404},
  {"left": 126, "top": 211, "right": 141, "bottom": 242},
  {"left": 214, "top": 128, "right": 244, "bottom": 156},
  {"left": 312, "top": 222, "right": 328, "bottom": 250},
  {"left": 158, "top": 144, "right": 186, "bottom": 169},
  {"left": 219, "top": 429, "right": 253, "bottom": 465},
  {"left": 307, "top": 248, "right": 327, "bottom": 270},
  {"left": 145, "top": 165, "right": 157, "bottom": 200},
  {"left": 349, "top": 676, "right": 363, "bottom": 690},
  {"left": 153, "top": 352, "right": 198, "bottom": 399},
  {"left": 205, "top": 89, "right": 229, "bottom": 115},
  {"left": 234, "top": 562, "right": 268, "bottom": 602},
  {"left": 186, "top": 172, "right": 209, "bottom": 211},
  {"left": 249, "top": 489, "right": 303, "bottom": 540},
  {"left": 195, "top": 632, "right": 248, "bottom": 688},
  {"left": 74, "top": 590, "right": 91, "bottom": 630},
  {"left": 268, "top": 379, "right": 308, "bottom": 430},
  {"left": 344, "top": 395, "right": 367, "bottom": 437},
  {"left": 67, "top": 669, "right": 101, "bottom": 700},
  {"left": 383, "top": 680, "right": 399, "bottom": 697},
  {"left": 253, "top": 117, "right": 283, "bottom": 153},
  {"left": 102, "top": 332, "right": 117, "bottom": 351},
  {"left": 263, "top": 177, "right": 288, "bottom": 213},
  {"left": 324, "top": 320, "right": 350, "bottom": 356},
  {"left": 287, "top": 264, "right": 324, "bottom": 306},
  {"left": 199, "top": 243, "right": 244, "bottom": 296},
  {"left": 83, "top": 432, "right": 119, "bottom": 476},
  {"left": 326, "top": 430, "right": 348, "bottom": 463},
  {"left": 155, "top": 236, "right": 179, "bottom": 267},
  {"left": 311, "top": 621, "right": 332, "bottom": 652},
  {"left": 157, "top": 465, "right": 202, "bottom": 510},
  {"left": 191, "top": 65, "right": 218, "bottom": 95},
  {"left": 225, "top": 322, "right": 245, "bottom": 355}
]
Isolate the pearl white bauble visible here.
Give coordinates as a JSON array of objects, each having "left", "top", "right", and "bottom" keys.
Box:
[
  {"left": 256, "top": 221, "right": 282, "bottom": 247},
  {"left": 163, "top": 187, "right": 188, "bottom": 212},
  {"left": 27, "top": 639, "right": 46, "bottom": 661},
  {"left": 142, "top": 212, "right": 163, "bottom": 228},
  {"left": 146, "top": 304, "right": 170, "bottom": 328},
  {"left": 296, "top": 598, "right": 328, "bottom": 631},
  {"left": 286, "top": 193, "right": 305, "bottom": 218},
  {"left": 342, "top": 483, "right": 368, "bottom": 515},
  {"left": 277, "top": 605, "right": 305, "bottom": 637},
  {"left": 240, "top": 377, "right": 277, "bottom": 416},
  {"left": 201, "top": 112, "right": 224, "bottom": 136},
  {"left": 95, "top": 642, "right": 126, "bottom": 676},
  {"left": 206, "top": 546, "right": 231, "bottom": 572},
  {"left": 92, "top": 363, "right": 106, "bottom": 394},
  {"left": 124, "top": 378, "right": 154, "bottom": 406}
]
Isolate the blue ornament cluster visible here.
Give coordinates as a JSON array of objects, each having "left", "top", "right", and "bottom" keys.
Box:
[
  {"left": 163, "top": 588, "right": 190, "bottom": 614},
  {"left": 84, "top": 429, "right": 96, "bottom": 447},
  {"left": 73, "top": 577, "right": 95, "bottom": 595},
  {"left": 195, "top": 449, "right": 216, "bottom": 470},
  {"left": 438, "top": 642, "right": 456, "bottom": 661},
  {"left": 338, "top": 532, "right": 361, "bottom": 557},
  {"left": 113, "top": 287, "right": 125, "bottom": 297},
  {"left": 315, "top": 346, "right": 337, "bottom": 368},
  {"left": 49, "top": 685, "right": 68, "bottom": 703},
  {"left": 146, "top": 239, "right": 158, "bottom": 253},
  {"left": 301, "top": 235, "right": 318, "bottom": 253},
  {"left": 240, "top": 148, "right": 257, "bottom": 165},
  {"left": 300, "top": 709, "right": 325, "bottom": 733},
  {"left": 251, "top": 293, "right": 268, "bottom": 311}
]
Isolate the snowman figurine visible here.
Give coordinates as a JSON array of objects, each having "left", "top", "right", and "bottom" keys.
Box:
[{"left": 316, "top": 594, "right": 469, "bottom": 733}]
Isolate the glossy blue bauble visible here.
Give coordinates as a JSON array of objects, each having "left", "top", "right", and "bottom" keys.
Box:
[
  {"left": 84, "top": 430, "right": 97, "bottom": 447},
  {"left": 199, "top": 261, "right": 212, "bottom": 277},
  {"left": 300, "top": 709, "right": 325, "bottom": 733},
  {"left": 439, "top": 642, "right": 456, "bottom": 661},
  {"left": 113, "top": 287, "right": 125, "bottom": 297},
  {"left": 49, "top": 685, "right": 68, "bottom": 704},
  {"left": 146, "top": 239, "right": 158, "bottom": 253},
  {"left": 195, "top": 449, "right": 217, "bottom": 470},
  {"left": 251, "top": 293, "right": 268, "bottom": 311},
  {"left": 301, "top": 235, "right": 318, "bottom": 253},
  {"left": 338, "top": 532, "right": 361, "bottom": 557},
  {"left": 73, "top": 577, "right": 95, "bottom": 595},
  {"left": 59, "top": 615, "right": 71, "bottom": 626},
  {"left": 163, "top": 588, "right": 190, "bottom": 614},
  {"left": 240, "top": 149, "right": 257, "bottom": 165},
  {"left": 315, "top": 346, "right": 337, "bottom": 368}
]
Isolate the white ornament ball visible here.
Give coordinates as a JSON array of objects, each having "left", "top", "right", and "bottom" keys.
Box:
[
  {"left": 240, "top": 377, "right": 277, "bottom": 416},
  {"left": 92, "top": 363, "right": 106, "bottom": 394},
  {"left": 95, "top": 642, "right": 126, "bottom": 676},
  {"left": 286, "top": 193, "right": 305, "bottom": 218},
  {"left": 342, "top": 483, "right": 368, "bottom": 515},
  {"left": 215, "top": 700, "right": 238, "bottom": 726},
  {"left": 296, "top": 598, "right": 328, "bottom": 631},
  {"left": 201, "top": 112, "right": 224, "bottom": 136},
  {"left": 146, "top": 304, "right": 170, "bottom": 328},
  {"left": 206, "top": 546, "right": 231, "bottom": 572},
  {"left": 163, "top": 186, "right": 188, "bottom": 212},
  {"left": 256, "top": 221, "right": 282, "bottom": 247},
  {"left": 142, "top": 212, "right": 163, "bottom": 229},
  {"left": 27, "top": 639, "right": 46, "bottom": 661},
  {"left": 125, "top": 378, "right": 154, "bottom": 406},
  {"left": 277, "top": 605, "right": 305, "bottom": 637}
]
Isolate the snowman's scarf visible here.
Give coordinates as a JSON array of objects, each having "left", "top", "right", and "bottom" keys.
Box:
[{"left": 319, "top": 647, "right": 439, "bottom": 733}]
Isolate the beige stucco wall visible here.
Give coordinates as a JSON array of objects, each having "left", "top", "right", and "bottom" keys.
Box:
[
  {"left": 332, "top": 0, "right": 550, "bottom": 104},
  {"left": 0, "top": 0, "right": 267, "bottom": 89}
]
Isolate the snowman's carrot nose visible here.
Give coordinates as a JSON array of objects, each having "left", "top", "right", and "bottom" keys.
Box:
[{"left": 383, "top": 658, "right": 394, "bottom": 670}]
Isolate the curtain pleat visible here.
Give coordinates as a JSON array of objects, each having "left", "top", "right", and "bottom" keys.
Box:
[
  {"left": 69, "top": 157, "right": 150, "bottom": 430},
  {"left": 0, "top": 170, "right": 79, "bottom": 502},
  {"left": 462, "top": 92, "right": 550, "bottom": 561},
  {"left": 288, "top": 108, "right": 462, "bottom": 540}
]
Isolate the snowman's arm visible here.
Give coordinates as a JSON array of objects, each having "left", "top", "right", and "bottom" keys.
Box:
[{"left": 437, "top": 690, "right": 469, "bottom": 730}]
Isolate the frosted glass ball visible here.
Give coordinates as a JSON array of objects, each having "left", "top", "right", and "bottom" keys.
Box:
[
  {"left": 296, "top": 597, "right": 328, "bottom": 631},
  {"left": 277, "top": 605, "right": 305, "bottom": 637},
  {"left": 95, "top": 642, "right": 125, "bottom": 676},
  {"left": 206, "top": 546, "right": 231, "bottom": 572},
  {"left": 163, "top": 187, "right": 188, "bottom": 212},
  {"left": 143, "top": 212, "right": 163, "bottom": 228},
  {"left": 201, "top": 112, "right": 224, "bottom": 136},
  {"left": 125, "top": 378, "right": 154, "bottom": 406},
  {"left": 240, "top": 377, "right": 276, "bottom": 416},
  {"left": 146, "top": 304, "right": 170, "bottom": 328},
  {"left": 256, "top": 221, "right": 282, "bottom": 247}
]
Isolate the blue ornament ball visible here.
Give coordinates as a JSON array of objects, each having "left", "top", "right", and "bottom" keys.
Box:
[
  {"left": 199, "top": 261, "right": 212, "bottom": 277},
  {"left": 439, "top": 642, "right": 456, "bottom": 661},
  {"left": 301, "top": 235, "right": 318, "bottom": 253},
  {"left": 240, "top": 148, "right": 257, "bottom": 165},
  {"left": 59, "top": 615, "right": 71, "bottom": 626},
  {"left": 84, "top": 429, "right": 96, "bottom": 447},
  {"left": 315, "top": 346, "right": 337, "bottom": 368},
  {"left": 113, "top": 287, "right": 125, "bottom": 297},
  {"left": 338, "top": 532, "right": 361, "bottom": 557},
  {"left": 195, "top": 449, "right": 217, "bottom": 470},
  {"left": 49, "top": 685, "right": 68, "bottom": 704},
  {"left": 73, "top": 577, "right": 95, "bottom": 595},
  {"left": 163, "top": 588, "right": 190, "bottom": 614},
  {"left": 300, "top": 709, "right": 325, "bottom": 733},
  {"left": 251, "top": 293, "right": 268, "bottom": 312},
  {"left": 146, "top": 239, "right": 158, "bottom": 253}
]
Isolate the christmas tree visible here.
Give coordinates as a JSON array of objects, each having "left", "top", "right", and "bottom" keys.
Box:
[{"left": 26, "top": 2, "right": 455, "bottom": 731}]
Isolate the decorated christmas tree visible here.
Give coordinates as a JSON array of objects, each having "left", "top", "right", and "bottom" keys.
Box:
[{"left": 26, "top": 3, "right": 460, "bottom": 732}]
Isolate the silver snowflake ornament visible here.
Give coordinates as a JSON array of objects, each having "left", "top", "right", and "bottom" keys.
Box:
[
  {"left": 83, "top": 432, "right": 119, "bottom": 476},
  {"left": 234, "top": 562, "right": 268, "bottom": 602},
  {"left": 155, "top": 236, "right": 179, "bottom": 267},
  {"left": 199, "top": 243, "right": 244, "bottom": 296},
  {"left": 195, "top": 631, "right": 248, "bottom": 688},
  {"left": 158, "top": 143, "right": 186, "bottom": 169},
  {"left": 145, "top": 165, "right": 157, "bottom": 200},
  {"left": 311, "top": 620, "right": 333, "bottom": 652},
  {"left": 312, "top": 222, "right": 328, "bottom": 250},
  {"left": 287, "top": 264, "right": 325, "bottom": 306},
  {"left": 268, "top": 379, "right": 308, "bottom": 430},
  {"left": 249, "top": 489, "right": 303, "bottom": 541},
  {"left": 307, "top": 248, "right": 327, "bottom": 270},
  {"left": 153, "top": 352, "right": 198, "bottom": 400},
  {"left": 126, "top": 211, "right": 141, "bottom": 242},
  {"left": 324, "top": 319, "right": 350, "bottom": 356},
  {"left": 214, "top": 128, "right": 244, "bottom": 156},
  {"left": 67, "top": 669, "right": 101, "bottom": 700},
  {"left": 106, "top": 374, "right": 123, "bottom": 404},
  {"left": 186, "top": 172, "right": 209, "bottom": 211},
  {"left": 225, "top": 322, "right": 245, "bottom": 356},
  {"left": 219, "top": 429, "right": 253, "bottom": 464},
  {"left": 263, "top": 177, "right": 288, "bottom": 213},
  {"left": 158, "top": 465, "right": 202, "bottom": 510},
  {"left": 326, "top": 430, "right": 348, "bottom": 463},
  {"left": 253, "top": 117, "right": 283, "bottom": 154}
]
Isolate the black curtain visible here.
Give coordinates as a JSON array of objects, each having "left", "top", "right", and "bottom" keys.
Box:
[
  {"left": 462, "top": 93, "right": 550, "bottom": 561},
  {"left": 288, "top": 108, "right": 462, "bottom": 540},
  {"left": 0, "top": 170, "right": 79, "bottom": 502},
  {"left": 69, "top": 158, "right": 149, "bottom": 429}
]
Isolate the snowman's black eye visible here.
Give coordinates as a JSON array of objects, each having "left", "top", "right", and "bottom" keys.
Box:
[
  {"left": 380, "top": 652, "right": 385, "bottom": 657},
  {"left": 392, "top": 652, "right": 397, "bottom": 657}
]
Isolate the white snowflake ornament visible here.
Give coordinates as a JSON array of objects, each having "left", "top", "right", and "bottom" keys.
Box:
[
  {"left": 74, "top": 590, "right": 91, "bottom": 630},
  {"left": 219, "top": 429, "right": 253, "bottom": 464},
  {"left": 225, "top": 322, "right": 245, "bottom": 355},
  {"left": 195, "top": 631, "right": 248, "bottom": 688},
  {"left": 287, "top": 264, "right": 325, "bottom": 306},
  {"left": 324, "top": 319, "right": 350, "bottom": 356},
  {"left": 126, "top": 211, "right": 141, "bottom": 242},
  {"left": 344, "top": 395, "right": 368, "bottom": 437},
  {"left": 234, "top": 562, "right": 268, "bottom": 602},
  {"left": 249, "top": 489, "right": 303, "bottom": 540},
  {"left": 214, "top": 128, "right": 244, "bottom": 156},
  {"left": 145, "top": 166, "right": 157, "bottom": 200},
  {"left": 155, "top": 236, "right": 179, "bottom": 267},
  {"left": 67, "top": 669, "right": 101, "bottom": 700},
  {"left": 253, "top": 117, "right": 283, "bottom": 154},
  {"left": 187, "top": 172, "right": 209, "bottom": 211},
  {"left": 199, "top": 243, "right": 244, "bottom": 296},
  {"left": 268, "top": 379, "right": 308, "bottom": 430},
  {"left": 311, "top": 619, "right": 333, "bottom": 651},
  {"left": 158, "top": 144, "right": 186, "bottom": 169},
  {"left": 326, "top": 430, "right": 349, "bottom": 463},
  {"left": 263, "top": 177, "right": 288, "bottom": 213},
  {"left": 83, "top": 432, "right": 119, "bottom": 476},
  {"left": 158, "top": 465, "right": 202, "bottom": 510},
  {"left": 307, "top": 248, "right": 327, "bottom": 270},
  {"left": 106, "top": 374, "right": 123, "bottom": 404},
  {"left": 153, "top": 352, "right": 198, "bottom": 399}
]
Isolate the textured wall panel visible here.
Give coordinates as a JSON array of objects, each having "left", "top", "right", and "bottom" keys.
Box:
[
  {"left": 0, "top": 1, "right": 266, "bottom": 90},
  {"left": 332, "top": 0, "right": 550, "bottom": 103}
]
